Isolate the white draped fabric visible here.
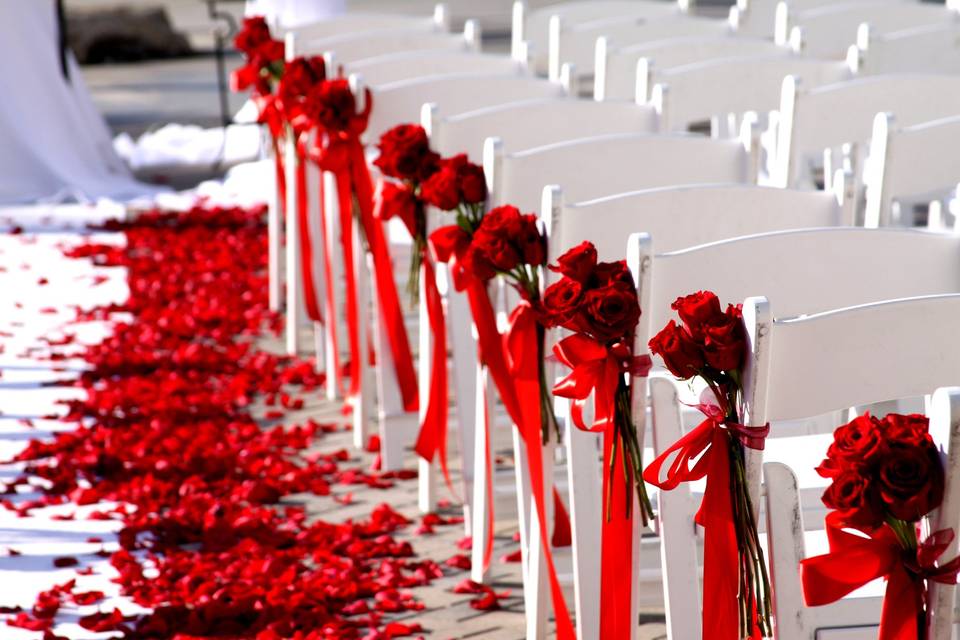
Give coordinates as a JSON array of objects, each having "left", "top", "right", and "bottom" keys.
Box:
[
  {"left": 245, "top": 0, "right": 347, "bottom": 28},
  {"left": 0, "top": 0, "right": 149, "bottom": 204}
]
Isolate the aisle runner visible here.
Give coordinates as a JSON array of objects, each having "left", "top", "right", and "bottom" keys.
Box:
[{"left": 0, "top": 204, "right": 469, "bottom": 639}]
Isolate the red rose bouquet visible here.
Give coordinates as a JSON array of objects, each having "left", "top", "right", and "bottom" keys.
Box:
[
  {"left": 644, "top": 291, "right": 772, "bottom": 639},
  {"left": 231, "top": 17, "right": 285, "bottom": 97},
  {"left": 801, "top": 413, "right": 958, "bottom": 640},
  {"left": 541, "top": 242, "right": 653, "bottom": 523},
  {"left": 374, "top": 124, "right": 440, "bottom": 304}
]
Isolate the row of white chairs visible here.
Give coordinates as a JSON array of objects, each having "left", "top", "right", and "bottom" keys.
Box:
[{"left": 264, "top": 3, "right": 960, "bottom": 639}]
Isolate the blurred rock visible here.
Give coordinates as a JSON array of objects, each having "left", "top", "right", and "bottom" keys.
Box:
[{"left": 67, "top": 6, "right": 193, "bottom": 64}]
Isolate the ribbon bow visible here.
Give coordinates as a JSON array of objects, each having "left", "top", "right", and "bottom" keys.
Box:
[
  {"left": 801, "top": 515, "right": 960, "bottom": 639},
  {"left": 552, "top": 334, "right": 651, "bottom": 433},
  {"left": 643, "top": 397, "right": 769, "bottom": 640}
]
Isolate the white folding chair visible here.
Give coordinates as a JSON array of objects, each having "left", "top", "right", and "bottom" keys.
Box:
[
  {"left": 512, "top": 0, "right": 689, "bottom": 75},
  {"left": 730, "top": 0, "right": 907, "bottom": 38},
  {"left": 542, "top": 183, "right": 850, "bottom": 639},
  {"left": 634, "top": 233, "right": 960, "bottom": 639},
  {"left": 366, "top": 72, "right": 566, "bottom": 141},
  {"left": 641, "top": 52, "right": 854, "bottom": 135},
  {"left": 548, "top": 14, "right": 730, "bottom": 89},
  {"left": 595, "top": 34, "right": 788, "bottom": 102},
  {"left": 774, "top": 74, "right": 960, "bottom": 189},
  {"left": 775, "top": 0, "right": 957, "bottom": 59},
  {"left": 765, "top": 385, "right": 960, "bottom": 640},
  {"left": 297, "top": 20, "right": 481, "bottom": 64},
  {"left": 855, "top": 23, "right": 960, "bottom": 75},
  {"left": 864, "top": 113, "right": 960, "bottom": 227},
  {"left": 345, "top": 50, "right": 529, "bottom": 87},
  {"left": 283, "top": 4, "right": 451, "bottom": 40}
]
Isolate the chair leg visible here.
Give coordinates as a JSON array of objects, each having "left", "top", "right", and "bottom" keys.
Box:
[
  {"left": 418, "top": 273, "right": 437, "bottom": 512},
  {"left": 352, "top": 219, "right": 372, "bottom": 450},
  {"left": 525, "top": 440, "right": 554, "bottom": 640},
  {"left": 322, "top": 171, "right": 341, "bottom": 401},
  {"left": 284, "top": 136, "right": 300, "bottom": 356},
  {"left": 470, "top": 365, "right": 493, "bottom": 583},
  {"left": 566, "top": 419, "right": 602, "bottom": 640}
]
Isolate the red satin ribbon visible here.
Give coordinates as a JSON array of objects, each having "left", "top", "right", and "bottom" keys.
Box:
[
  {"left": 552, "top": 334, "right": 652, "bottom": 639},
  {"left": 643, "top": 404, "right": 770, "bottom": 640},
  {"left": 505, "top": 302, "right": 576, "bottom": 640},
  {"left": 374, "top": 190, "right": 452, "bottom": 494},
  {"left": 801, "top": 514, "right": 960, "bottom": 639},
  {"left": 294, "top": 139, "right": 323, "bottom": 324},
  {"left": 310, "top": 94, "right": 418, "bottom": 412}
]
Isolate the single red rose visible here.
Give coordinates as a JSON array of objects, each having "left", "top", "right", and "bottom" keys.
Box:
[
  {"left": 882, "top": 413, "right": 932, "bottom": 449},
  {"left": 420, "top": 165, "right": 460, "bottom": 211},
  {"left": 516, "top": 214, "right": 546, "bottom": 266},
  {"left": 540, "top": 278, "right": 583, "bottom": 328},
  {"left": 374, "top": 124, "right": 438, "bottom": 182},
  {"left": 820, "top": 415, "right": 885, "bottom": 475},
  {"left": 649, "top": 320, "right": 705, "bottom": 379},
  {"left": 477, "top": 205, "right": 523, "bottom": 237},
  {"left": 877, "top": 444, "right": 944, "bottom": 521},
  {"left": 578, "top": 282, "right": 641, "bottom": 342},
  {"left": 672, "top": 291, "right": 723, "bottom": 338},
  {"left": 820, "top": 470, "right": 884, "bottom": 530},
  {"left": 471, "top": 233, "right": 521, "bottom": 273},
  {"left": 458, "top": 161, "right": 487, "bottom": 204},
  {"left": 701, "top": 303, "right": 746, "bottom": 372},
  {"left": 591, "top": 259, "right": 633, "bottom": 288},
  {"left": 549, "top": 241, "right": 597, "bottom": 283}
]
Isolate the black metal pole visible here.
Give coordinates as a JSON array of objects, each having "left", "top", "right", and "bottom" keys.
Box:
[{"left": 56, "top": 0, "right": 70, "bottom": 82}]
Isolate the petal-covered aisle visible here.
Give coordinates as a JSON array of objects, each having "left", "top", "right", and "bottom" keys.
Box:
[{"left": 0, "top": 204, "right": 529, "bottom": 640}]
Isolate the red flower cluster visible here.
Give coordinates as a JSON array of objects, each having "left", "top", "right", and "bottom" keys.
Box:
[
  {"left": 231, "top": 17, "right": 285, "bottom": 96},
  {"left": 420, "top": 154, "right": 487, "bottom": 211},
  {"left": 460, "top": 205, "right": 544, "bottom": 283},
  {"left": 374, "top": 125, "right": 439, "bottom": 183},
  {"left": 276, "top": 56, "right": 327, "bottom": 129},
  {"left": 373, "top": 126, "right": 485, "bottom": 211},
  {"left": 648, "top": 290, "right": 746, "bottom": 379},
  {"left": 2, "top": 205, "right": 464, "bottom": 638},
  {"left": 541, "top": 241, "right": 640, "bottom": 343},
  {"left": 817, "top": 413, "right": 944, "bottom": 528}
]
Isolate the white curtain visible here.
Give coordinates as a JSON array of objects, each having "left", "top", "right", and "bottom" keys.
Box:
[
  {"left": 0, "top": 0, "right": 150, "bottom": 204},
  {"left": 245, "top": 0, "right": 347, "bottom": 29}
]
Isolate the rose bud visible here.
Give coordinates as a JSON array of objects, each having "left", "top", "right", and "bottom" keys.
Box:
[
  {"left": 649, "top": 320, "right": 705, "bottom": 379},
  {"left": 549, "top": 241, "right": 597, "bottom": 283},
  {"left": 309, "top": 78, "right": 356, "bottom": 132},
  {"left": 591, "top": 260, "right": 634, "bottom": 288},
  {"left": 471, "top": 233, "right": 520, "bottom": 273},
  {"left": 374, "top": 124, "right": 437, "bottom": 182},
  {"left": 824, "top": 414, "right": 885, "bottom": 468}
]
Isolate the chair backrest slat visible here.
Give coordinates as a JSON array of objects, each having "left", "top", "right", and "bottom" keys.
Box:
[
  {"left": 366, "top": 73, "right": 565, "bottom": 141},
  {"left": 488, "top": 132, "right": 750, "bottom": 213},
  {"left": 426, "top": 98, "right": 659, "bottom": 161}
]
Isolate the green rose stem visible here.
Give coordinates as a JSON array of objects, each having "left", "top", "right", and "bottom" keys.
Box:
[
  {"left": 613, "top": 381, "right": 654, "bottom": 526},
  {"left": 407, "top": 197, "right": 425, "bottom": 308}
]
